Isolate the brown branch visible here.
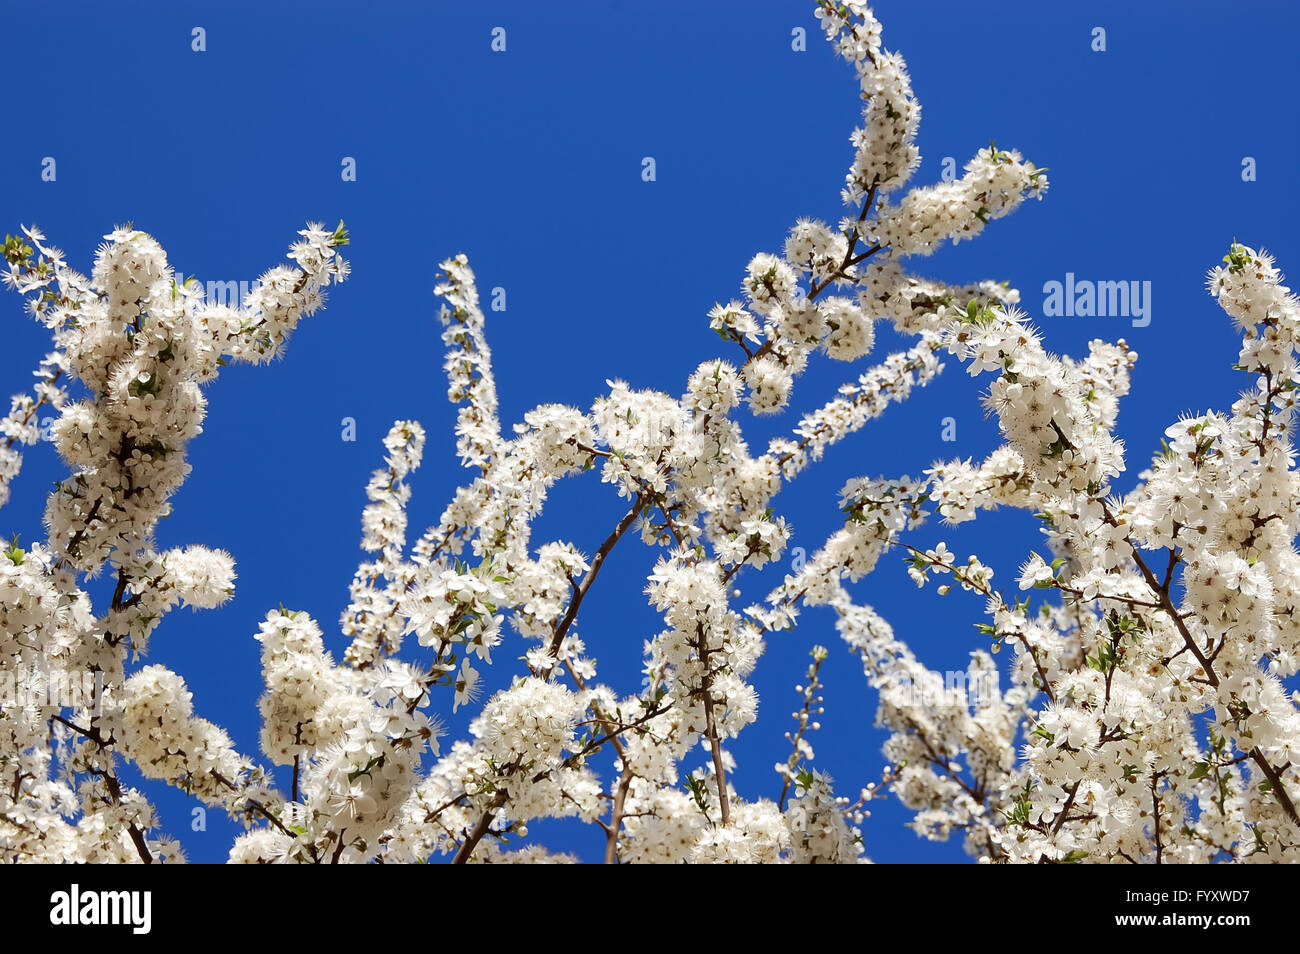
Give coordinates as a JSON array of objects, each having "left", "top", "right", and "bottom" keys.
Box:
[
  {"left": 1051, "top": 780, "right": 1080, "bottom": 836},
  {"left": 451, "top": 793, "right": 506, "bottom": 865},
  {"left": 1249, "top": 750, "right": 1300, "bottom": 828},
  {"left": 605, "top": 767, "right": 635, "bottom": 864},
  {"left": 779, "top": 649, "right": 827, "bottom": 812},
  {"left": 695, "top": 622, "right": 731, "bottom": 826},
  {"left": 100, "top": 771, "right": 153, "bottom": 864},
  {"left": 543, "top": 492, "right": 645, "bottom": 666},
  {"left": 1151, "top": 772, "right": 1163, "bottom": 864},
  {"left": 549, "top": 703, "right": 671, "bottom": 777},
  {"left": 208, "top": 770, "right": 296, "bottom": 841},
  {"left": 1101, "top": 503, "right": 1218, "bottom": 688}
]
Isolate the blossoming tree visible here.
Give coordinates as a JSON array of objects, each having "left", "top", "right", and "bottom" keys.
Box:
[{"left": 3, "top": 0, "right": 1298, "bottom": 864}]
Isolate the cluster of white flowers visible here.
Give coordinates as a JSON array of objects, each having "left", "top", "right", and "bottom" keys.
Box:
[
  {"left": 5, "top": 0, "right": 1298, "bottom": 866},
  {"left": 1, "top": 219, "right": 348, "bottom": 861},
  {"left": 341, "top": 421, "right": 425, "bottom": 667},
  {"left": 114, "top": 665, "right": 274, "bottom": 815},
  {"left": 0, "top": 356, "right": 66, "bottom": 511}
]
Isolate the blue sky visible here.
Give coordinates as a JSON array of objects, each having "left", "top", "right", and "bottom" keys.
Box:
[{"left": 3, "top": 0, "right": 1297, "bottom": 863}]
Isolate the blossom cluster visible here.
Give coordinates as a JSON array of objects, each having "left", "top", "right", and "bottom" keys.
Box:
[{"left": 4, "top": 0, "right": 1296, "bottom": 866}]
